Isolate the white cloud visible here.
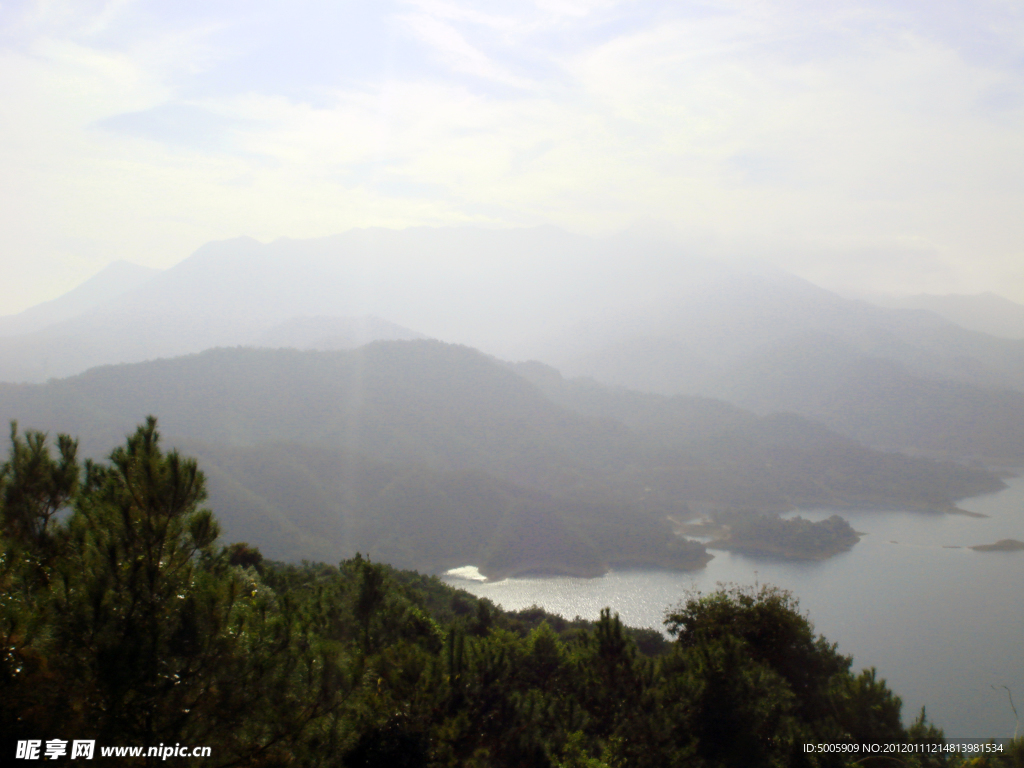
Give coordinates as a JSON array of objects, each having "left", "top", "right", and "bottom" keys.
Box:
[
  {"left": 395, "top": 11, "right": 534, "bottom": 87},
  {"left": 1, "top": 0, "right": 1023, "bottom": 312}
]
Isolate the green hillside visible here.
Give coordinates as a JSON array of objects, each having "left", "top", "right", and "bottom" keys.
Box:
[{"left": 0, "top": 341, "right": 1002, "bottom": 574}]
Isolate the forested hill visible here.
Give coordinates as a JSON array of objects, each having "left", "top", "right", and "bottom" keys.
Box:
[
  {"left": 0, "top": 341, "right": 1002, "bottom": 573},
  {"left": 1, "top": 418, "right": 979, "bottom": 765}
]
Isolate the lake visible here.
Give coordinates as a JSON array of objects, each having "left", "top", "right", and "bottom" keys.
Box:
[{"left": 443, "top": 474, "right": 1024, "bottom": 739}]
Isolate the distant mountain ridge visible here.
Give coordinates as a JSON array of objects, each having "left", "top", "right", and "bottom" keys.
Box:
[
  {"left": 1, "top": 226, "right": 1021, "bottom": 467},
  {"left": 538, "top": 269, "right": 1024, "bottom": 464},
  {"left": 876, "top": 292, "right": 1024, "bottom": 340},
  {"left": 563, "top": 330, "right": 1024, "bottom": 465},
  {"left": 0, "top": 260, "right": 161, "bottom": 337},
  {"left": 0, "top": 341, "right": 1001, "bottom": 572},
  {"left": 251, "top": 316, "right": 425, "bottom": 349},
  {"left": 0, "top": 227, "right": 599, "bottom": 381}
]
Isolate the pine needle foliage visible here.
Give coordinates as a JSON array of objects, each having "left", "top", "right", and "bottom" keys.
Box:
[{"left": 0, "top": 420, "right": 1008, "bottom": 767}]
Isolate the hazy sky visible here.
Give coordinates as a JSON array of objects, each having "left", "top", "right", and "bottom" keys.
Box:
[{"left": 2, "top": 0, "right": 1023, "bottom": 314}]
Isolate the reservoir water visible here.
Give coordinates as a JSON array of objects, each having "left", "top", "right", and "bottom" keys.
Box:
[{"left": 443, "top": 474, "right": 1024, "bottom": 739}]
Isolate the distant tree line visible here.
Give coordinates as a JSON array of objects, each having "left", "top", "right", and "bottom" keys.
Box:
[{"left": 1, "top": 420, "right": 1019, "bottom": 767}]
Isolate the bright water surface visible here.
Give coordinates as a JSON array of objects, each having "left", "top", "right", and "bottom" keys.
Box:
[{"left": 443, "top": 475, "right": 1024, "bottom": 739}]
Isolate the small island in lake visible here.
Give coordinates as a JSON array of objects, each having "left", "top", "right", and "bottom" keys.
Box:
[
  {"left": 969, "top": 538, "right": 1024, "bottom": 552},
  {"left": 688, "top": 513, "right": 861, "bottom": 561}
]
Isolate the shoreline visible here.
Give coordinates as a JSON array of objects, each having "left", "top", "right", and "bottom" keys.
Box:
[
  {"left": 444, "top": 549, "right": 716, "bottom": 583},
  {"left": 705, "top": 539, "right": 857, "bottom": 562},
  {"left": 478, "top": 552, "right": 716, "bottom": 582}
]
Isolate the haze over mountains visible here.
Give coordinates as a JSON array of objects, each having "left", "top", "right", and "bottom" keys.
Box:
[
  {"left": 0, "top": 341, "right": 1000, "bottom": 573},
  {"left": 0, "top": 260, "right": 161, "bottom": 338},
  {"left": 875, "top": 292, "right": 1024, "bottom": 340},
  {"left": 1, "top": 226, "right": 1022, "bottom": 468},
  {"left": 0, "top": 225, "right": 1020, "bottom": 576}
]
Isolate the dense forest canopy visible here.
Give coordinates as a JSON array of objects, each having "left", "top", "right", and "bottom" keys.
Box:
[{"left": 2, "top": 422, "right": 1020, "bottom": 766}]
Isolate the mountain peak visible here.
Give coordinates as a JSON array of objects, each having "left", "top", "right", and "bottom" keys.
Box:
[{"left": 0, "top": 260, "right": 161, "bottom": 337}]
